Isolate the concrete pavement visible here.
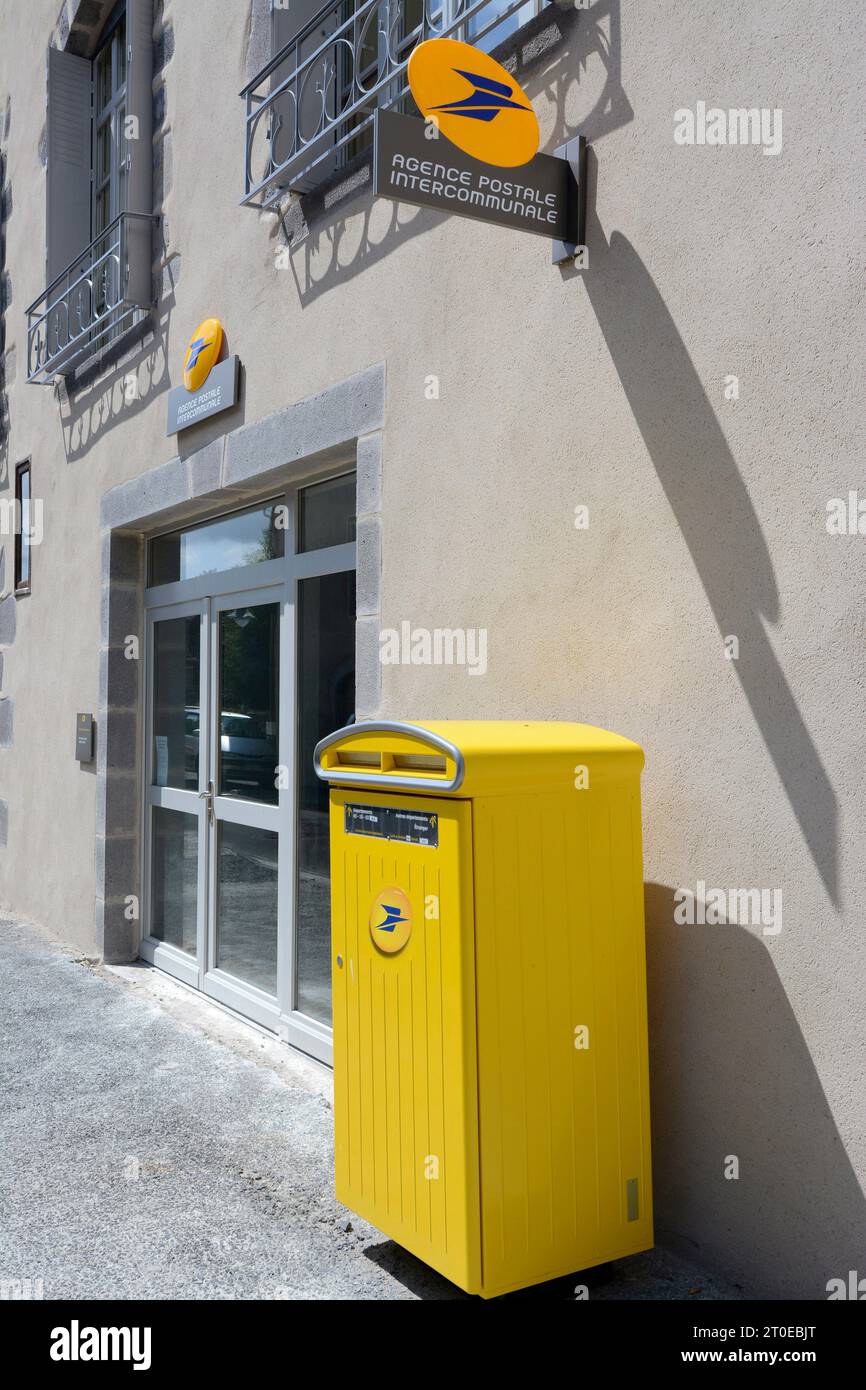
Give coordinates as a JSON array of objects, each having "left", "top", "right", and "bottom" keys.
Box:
[{"left": 0, "top": 918, "right": 741, "bottom": 1301}]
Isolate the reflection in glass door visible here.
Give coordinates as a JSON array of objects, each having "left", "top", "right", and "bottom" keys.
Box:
[{"left": 141, "top": 481, "right": 357, "bottom": 1063}]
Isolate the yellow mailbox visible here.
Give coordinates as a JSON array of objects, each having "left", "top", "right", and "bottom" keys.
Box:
[{"left": 314, "top": 719, "right": 653, "bottom": 1298}]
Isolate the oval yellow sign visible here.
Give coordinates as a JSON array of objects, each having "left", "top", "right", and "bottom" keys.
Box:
[
  {"left": 183, "top": 318, "right": 224, "bottom": 392},
  {"left": 408, "top": 38, "right": 539, "bottom": 168},
  {"left": 369, "top": 886, "right": 413, "bottom": 955}
]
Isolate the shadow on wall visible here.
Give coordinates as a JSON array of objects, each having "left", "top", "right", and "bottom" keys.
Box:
[
  {"left": 59, "top": 310, "right": 172, "bottom": 465},
  {"left": 576, "top": 148, "right": 838, "bottom": 905},
  {"left": 285, "top": 1, "right": 632, "bottom": 307},
  {"left": 646, "top": 885, "right": 866, "bottom": 1298}
]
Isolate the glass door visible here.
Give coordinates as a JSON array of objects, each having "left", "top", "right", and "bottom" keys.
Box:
[
  {"left": 202, "top": 588, "right": 284, "bottom": 1029},
  {"left": 141, "top": 482, "right": 357, "bottom": 1062},
  {"left": 144, "top": 600, "right": 209, "bottom": 990}
]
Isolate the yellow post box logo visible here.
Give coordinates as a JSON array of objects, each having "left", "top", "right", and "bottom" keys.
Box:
[
  {"left": 183, "top": 317, "right": 224, "bottom": 392},
  {"left": 369, "top": 886, "right": 413, "bottom": 955},
  {"left": 408, "top": 38, "right": 540, "bottom": 168}
]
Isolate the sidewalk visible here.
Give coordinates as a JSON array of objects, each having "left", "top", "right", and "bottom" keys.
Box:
[{"left": 0, "top": 917, "right": 741, "bottom": 1301}]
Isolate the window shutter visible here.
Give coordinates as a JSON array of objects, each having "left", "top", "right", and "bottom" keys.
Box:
[
  {"left": 46, "top": 48, "right": 92, "bottom": 288},
  {"left": 124, "top": 0, "right": 154, "bottom": 307}
]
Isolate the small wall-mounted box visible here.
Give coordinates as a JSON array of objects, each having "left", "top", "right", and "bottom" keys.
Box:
[{"left": 75, "top": 713, "right": 94, "bottom": 763}]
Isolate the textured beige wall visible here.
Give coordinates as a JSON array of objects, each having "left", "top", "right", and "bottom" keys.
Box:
[{"left": 0, "top": 0, "right": 864, "bottom": 1297}]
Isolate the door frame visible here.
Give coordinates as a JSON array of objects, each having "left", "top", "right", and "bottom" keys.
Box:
[
  {"left": 138, "top": 480, "right": 357, "bottom": 1065},
  {"left": 140, "top": 595, "right": 209, "bottom": 993}
]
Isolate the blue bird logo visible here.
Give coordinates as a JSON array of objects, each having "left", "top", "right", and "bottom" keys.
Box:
[
  {"left": 375, "top": 903, "right": 409, "bottom": 933},
  {"left": 430, "top": 68, "right": 532, "bottom": 123},
  {"left": 185, "top": 336, "right": 213, "bottom": 372}
]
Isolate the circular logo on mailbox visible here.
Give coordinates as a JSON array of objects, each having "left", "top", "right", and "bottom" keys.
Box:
[
  {"left": 408, "top": 38, "right": 540, "bottom": 168},
  {"left": 369, "top": 887, "right": 413, "bottom": 955}
]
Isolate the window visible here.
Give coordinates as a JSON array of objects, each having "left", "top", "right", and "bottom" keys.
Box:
[
  {"left": 14, "top": 461, "right": 32, "bottom": 595},
  {"left": 27, "top": 0, "right": 153, "bottom": 383},
  {"left": 297, "top": 473, "right": 357, "bottom": 552},
  {"left": 93, "top": 8, "right": 129, "bottom": 316},
  {"left": 468, "top": 0, "right": 538, "bottom": 52},
  {"left": 148, "top": 501, "right": 287, "bottom": 587}
]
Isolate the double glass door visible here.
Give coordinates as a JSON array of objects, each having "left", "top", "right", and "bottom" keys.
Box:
[
  {"left": 147, "top": 587, "right": 282, "bottom": 1019},
  {"left": 141, "top": 482, "right": 356, "bottom": 1061}
]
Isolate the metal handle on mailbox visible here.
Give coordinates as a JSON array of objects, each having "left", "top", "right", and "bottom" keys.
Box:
[{"left": 313, "top": 721, "right": 465, "bottom": 793}]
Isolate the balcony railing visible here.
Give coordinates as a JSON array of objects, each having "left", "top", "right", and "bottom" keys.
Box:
[
  {"left": 241, "top": 0, "right": 542, "bottom": 208},
  {"left": 26, "top": 211, "right": 157, "bottom": 385}
]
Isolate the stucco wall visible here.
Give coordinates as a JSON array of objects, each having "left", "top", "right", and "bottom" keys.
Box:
[{"left": 0, "top": 0, "right": 863, "bottom": 1298}]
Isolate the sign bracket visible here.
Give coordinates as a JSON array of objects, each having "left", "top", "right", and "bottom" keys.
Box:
[{"left": 551, "top": 135, "right": 587, "bottom": 266}]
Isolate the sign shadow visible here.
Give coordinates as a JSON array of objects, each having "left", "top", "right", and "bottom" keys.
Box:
[{"left": 578, "top": 149, "right": 838, "bottom": 905}]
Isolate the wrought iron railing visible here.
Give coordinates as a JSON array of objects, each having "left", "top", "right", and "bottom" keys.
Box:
[
  {"left": 26, "top": 211, "right": 157, "bottom": 385},
  {"left": 241, "top": 0, "right": 543, "bottom": 208}
]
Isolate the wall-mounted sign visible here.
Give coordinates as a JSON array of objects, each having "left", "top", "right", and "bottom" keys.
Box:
[
  {"left": 407, "top": 37, "right": 540, "bottom": 168},
  {"left": 376, "top": 38, "right": 586, "bottom": 262},
  {"left": 167, "top": 317, "right": 239, "bottom": 435},
  {"left": 374, "top": 109, "right": 585, "bottom": 253},
  {"left": 75, "top": 712, "right": 94, "bottom": 763}
]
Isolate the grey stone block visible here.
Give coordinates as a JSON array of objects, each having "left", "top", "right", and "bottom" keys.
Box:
[
  {"left": 355, "top": 615, "right": 382, "bottom": 719},
  {"left": 354, "top": 514, "right": 381, "bottom": 619},
  {"left": 153, "top": 85, "right": 166, "bottom": 131},
  {"left": 0, "top": 592, "right": 16, "bottom": 645},
  {"left": 100, "top": 582, "right": 141, "bottom": 649},
  {"left": 65, "top": 1, "right": 117, "bottom": 57},
  {"left": 245, "top": 0, "right": 271, "bottom": 84},
  {"left": 101, "top": 454, "right": 188, "bottom": 530},
  {"left": 99, "top": 644, "right": 142, "bottom": 712},
  {"left": 104, "top": 709, "right": 139, "bottom": 774},
  {"left": 356, "top": 432, "right": 382, "bottom": 516},
  {"left": 187, "top": 438, "right": 223, "bottom": 499},
  {"left": 96, "top": 833, "right": 139, "bottom": 903},
  {"left": 0, "top": 694, "right": 12, "bottom": 747},
  {"left": 154, "top": 20, "right": 175, "bottom": 73},
  {"left": 154, "top": 129, "right": 173, "bottom": 205},
  {"left": 223, "top": 363, "right": 385, "bottom": 489},
  {"left": 56, "top": 3, "right": 70, "bottom": 49},
  {"left": 0, "top": 798, "right": 7, "bottom": 848},
  {"left": 101, "top": 530, "right": 143, "bottom": 586},
  {"left": 98, "top": 772, "right": 139, "bottom": 839},
  {"left": 95, "top": 896, "right": 140, "bottom": 964}
]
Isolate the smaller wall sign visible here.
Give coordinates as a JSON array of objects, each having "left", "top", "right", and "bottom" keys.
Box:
[{"left": 167, "top": 318, "right": 239, "bottom": 435}]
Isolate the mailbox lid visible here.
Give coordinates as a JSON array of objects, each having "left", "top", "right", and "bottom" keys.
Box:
[{"left": 315, "top": 719, "right": 644, "bottom": 799}]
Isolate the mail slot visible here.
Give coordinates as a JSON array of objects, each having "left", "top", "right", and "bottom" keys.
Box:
[{"left": 314, "top": 719, "right": 653, "bottom": 1298}]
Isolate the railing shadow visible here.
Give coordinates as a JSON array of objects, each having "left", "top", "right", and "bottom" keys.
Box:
[{"left": 58, "top": 306, "right": 172, "bottom": 466}]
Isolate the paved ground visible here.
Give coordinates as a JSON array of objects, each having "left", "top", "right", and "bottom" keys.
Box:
[{"left": 0, "top": 918, "right": 742, "bottom": 1301}]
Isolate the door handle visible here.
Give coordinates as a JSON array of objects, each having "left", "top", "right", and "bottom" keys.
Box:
[{"left": 198, "top": 780, "right": 215, "bottom": 825}]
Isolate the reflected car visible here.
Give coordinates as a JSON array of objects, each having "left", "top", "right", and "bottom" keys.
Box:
[
  {"left": 183, "top": 708, "right": 277, "bottom": 800},
  {"left": 219, "top": 711, "right": 277, "bottom": 801}
]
